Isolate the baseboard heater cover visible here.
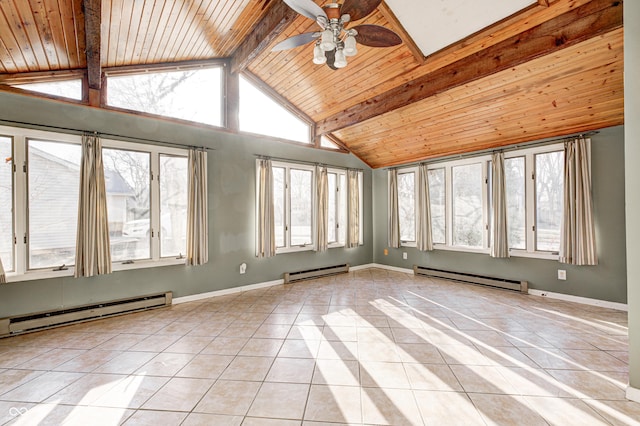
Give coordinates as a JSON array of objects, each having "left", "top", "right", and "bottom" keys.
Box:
[
  {"left": 413, "top": 266, "right": 528, "bottom": 293},
  {"left": 0, "top": 291, "right": 172, "bottom": 338},
  {"left": 284, "top": 264, "right": 349, "bottom": 283}
]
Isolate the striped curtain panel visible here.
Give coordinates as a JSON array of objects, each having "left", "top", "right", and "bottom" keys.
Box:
[
  {"left": 416, "top": 164, "right": 434, "bottom": 251},
  {"left": 316, "top": 166, "right": 329, "bottom": 252},
  {"left": 75, "top": 133, "right": 112, "bottom": 278},
  {"left": 388, "top": 169, "right": 400, "bottom": 248},
  {"left": 256, "top": 159, "right": 276, "bottom": 258},
  {"left": 186, "top": 149, "right": 209, "bottom": 266},
  {"left": 560, "top": 138, "right": 598, "bottom": 265},
  {"left": 346, "top": 170, "right": 360, "bottom": 248},
  {"left": 490, "top": 152, "right": 510, "bottom": 258},
  {"left": 0, "top": 256, "right": 6, "bottom": 283}
]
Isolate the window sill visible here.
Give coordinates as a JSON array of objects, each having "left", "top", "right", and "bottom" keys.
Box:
[
  {"left": 275, "top": 246, "right": 315, "bottom": 255},
  {"left": 4, "top": 258, "right": 186, "bottom": 283}
]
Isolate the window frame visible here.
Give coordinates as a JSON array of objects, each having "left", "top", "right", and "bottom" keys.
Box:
[
  {"left": 0, "top": 125, "right": 189, "bottom": 283},
  {"left": 392, "top": 142, "right": 571, "bottom": 259},
  {"left": 104, "top": 64, "right": 226, "bottom": 128}
]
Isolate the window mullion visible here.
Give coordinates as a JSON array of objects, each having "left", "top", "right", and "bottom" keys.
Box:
[
  {"left": 526, "top": 153, "right": 536, "bottom": 253},
  {"left": 483, "top": 161, "right": 489, "bottom": 249},
  {"left": 150, "top": 151, "right": 161, "bottom": 260},
  {"left": 285, "top": 167, "right": 291, "bottom": 249},
  {"left": 445, "top": 166, "right": 452, "bottom": 247},
  {"left": 14, "top": 136, "right": 27, "bottom": 275}
]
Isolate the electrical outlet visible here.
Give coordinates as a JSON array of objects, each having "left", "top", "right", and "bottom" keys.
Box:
[
  {"left": 384, "top": 248, "right": 389, "bottom": 256},
  {"left": 558, "top": 269, "right": 566, "bottom": 280},
  {"left": 240, "top": 263, "right": 247, "bottom": 274},
  {"left": 402, "top": 252, "right": 408, "bottom": 260}
]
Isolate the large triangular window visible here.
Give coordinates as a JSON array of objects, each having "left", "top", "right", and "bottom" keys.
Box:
[{"left": 239, "top": 75, "right": 311, "bottom": 144}]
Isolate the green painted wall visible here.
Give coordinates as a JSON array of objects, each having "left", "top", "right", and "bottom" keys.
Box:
[
  {"left": 0, "top": 91, "right": 373, "bottom": 317},
  {"left": 372, "top": 126, "right": 628, "bottom": 304},
  {"left": 624, "top": 0, "right": 640, "bottom": 393}
]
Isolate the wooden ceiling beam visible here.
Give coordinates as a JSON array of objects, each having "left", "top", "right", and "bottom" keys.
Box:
[
  {"left": 231, "top": 0, "right": 298, "bottom": 74},
  {"left": 316, "top": 0, "right": 622, "bottom": 136},
  {"left": 82, "top": 0, "right": 101, "bottom": 106}
]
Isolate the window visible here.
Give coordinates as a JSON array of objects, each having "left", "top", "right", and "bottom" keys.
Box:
[
  {"left": 391, "top": 142, "right": 569, "bottom": 258},
  {"left": 428, "top": 168, "right": 446, "bottom": 244},
  {"left": 239, "top": 75, "right": 311, "bottom": 143},
  {"left": 0, "top": 125, "right": 191, "bottom": 281},
  {"left": 104, "top": 148, "right": 151, "bottom": 262},
  {"left": 327, "top": 170, "right": 348, "bottom": 245},
  {"left": 160, "top": 155, "right": 188, "bottom": 258},
  {"left": 106, "top": 67, "right": 223, "bottom": 127},
  {"left": 505, "top": 157, "right": 526, "bottom": 249},
  {"left": 12, "top": 79, "right": 83, "bottom": 101},
  {"left": 262, "top": 161, "right": 363, "bottom": 254},
  {"left": 398, "top": 170, "right": 416, "bottom": 243},
  {"left": 535, "top": 150, "right": 564, "bottom": 252},
  {"left": 321, "top": 136, "right": 341, "bottom": 150},
  {"left": 0, "top": 136, "right": 13, "bottom": 272},
  {"left": 452, "top": 163, "right": 484, "bottom": 248},
  {"left": 28, "top": 140, "right": 81, "bottom": 269}
]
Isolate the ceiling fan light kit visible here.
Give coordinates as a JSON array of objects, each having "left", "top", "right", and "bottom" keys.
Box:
[{"left": 275, "top": 0, "right": 401, "bottom": 70}]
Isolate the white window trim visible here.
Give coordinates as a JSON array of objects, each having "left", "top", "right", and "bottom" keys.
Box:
[
  {"left": 0, "top": 125, "right": 191, "bottom": 283},
  {"left": 392, "top": 141, "right": 575, "bottom": 260},
  {"left": 396, "top": 166, "right": 418, "bottom": 247},
  {"left": 272, "top": 161, "right": 316, "bottom": 254},
  {"left": 326, "top": 167, "right": 346, "bottom": 248}
]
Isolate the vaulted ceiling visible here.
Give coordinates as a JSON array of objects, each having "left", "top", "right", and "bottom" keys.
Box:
[{"left": 0, "top": 0, "right": 624, "bottom": 168}]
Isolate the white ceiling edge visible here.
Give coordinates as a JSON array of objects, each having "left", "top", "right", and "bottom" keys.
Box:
[{"left": 385, "top": 0, "right": 537, "bottom": 56}]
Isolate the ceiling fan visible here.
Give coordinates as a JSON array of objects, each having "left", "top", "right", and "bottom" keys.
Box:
[{"left": 272, "top": 0, "right": 402, "bottom": 69}]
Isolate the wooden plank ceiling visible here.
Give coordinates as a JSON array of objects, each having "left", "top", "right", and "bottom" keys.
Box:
[{"left": 0, "top": 0, "right": 625, "bottom": 168}]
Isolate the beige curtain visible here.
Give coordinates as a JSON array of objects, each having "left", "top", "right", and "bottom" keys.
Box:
[
  {"left": 490, "top": 152, "right": 510, "bottom": 258},
  {"left": 560, "top": 138, "right": 597, "bottom": 265},
  {"left": 0, "top": 256, "right": 6, "bottom": 283},
  {"left": 316, "top": 166, "right": 329, "bottom": 252},
  {"left": 346, "top": 170, "right": 360, "bottom": 248},
  {"left": 416, "top": 164, "right": 433, "bottom": 251},
  {"left": 388, "top": 169, "right": 400, "bottom": 248},
  {"left": 256, "top": 159, "right": 276, "bottom": 257},
  {"left": 75, "top": 133, "right": 112, "bottom": 278},
  {"left": 186, "top": 149, "right": 209, "bottom": 266}
]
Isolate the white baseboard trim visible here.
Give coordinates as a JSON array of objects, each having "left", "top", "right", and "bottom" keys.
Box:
[
  {"left": 528, "top": 289, "right": 628, "bottom": 312},
  {"left": 350, "top": 263, "right": 376, "bottom": 271},
  {"left": 369, "top": 263, "right": 414, "bottom": 274},
  {"left": 627, "top": 385, "right": 640, "bottom": 403},
  {"left": 173, "top": 279, "right": 284, "bottom": 305}
]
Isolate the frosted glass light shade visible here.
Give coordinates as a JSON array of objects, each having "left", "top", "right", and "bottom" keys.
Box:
[
  {"left": 313, "top": 44, "right": 327, "bottom": 64},
  {"left": 320, "top": 30, "right": 336, "bottom": 51},
  {"left": 334, "top": 49, "right": 347, "bottom": 68},
  {"left": 344, "top": 35, "right": 358, "bottom": 56}
]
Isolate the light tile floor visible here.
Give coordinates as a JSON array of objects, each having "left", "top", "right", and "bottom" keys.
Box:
[{"left": 0, "top": 268, "right": 639, "bottom": 425}]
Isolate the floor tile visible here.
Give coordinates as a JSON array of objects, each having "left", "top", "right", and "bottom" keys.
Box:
[
  {"left": 247, "top": 382, "right": 309, "bottom": 419},
  {"left": 239, "top": 338, "right": 284, "bottom": 357},
  {"left": 128, "top": 334, "right": 180, "bottom": 352},
  {"left": 0, "top": 369, "right": 45, "bottom": 396},
  {"left": 524, "top": 396, "right": 611, "bottom": 425},
  {"left": 1, "top": 371, "right": 84, "bottom": 402},
  {"left": 134, "top": 352, "right": 194, "bottom": 376},
  {"left": 44, "top": 373, "right": 124, "bottom": 405},
  {"left": 468, "top": 393, "right": 548, "bottom": 426},
  {"left": 312, "top": 359, "right": 359, "bottom": 386},
  {"left": 219, "top": 356, "right": 274, "bottom": 381},
  {"left": 176, "top": 354, "right": 234, "bottom": 379},
  {"left": 182, "top": 413, "right": 243, "bottom": 426},
  {"left": 304, "top": 385, "right": 362, "bottom": 424},
  {"left": 164, "top": 336, "right": 213, "bottom": 354},
  {"left": 53, "top": 349, "right": 122, "bottom": 373},
  {"left": 194, "top": 380, "right": 261, "bottom": 415},
  {"left": 413, "top": 391, "right": 485, "bottom": 425},
  {"left": 94, "top": 352, "right": 158, "bottom": 375},
  {"left": 93, "top": 375, "right": 170, "bottom": 409},
  {"left": 278, "top": 339, "right": 321, "bottom": 359},
  {"left": 141, "top": 377, "right": 213, "bottom": 412},
  {"left": 404, "top": 363, "right": 463, "bottom": 391},
  {"left": 361, "top": 387, "right": 423, "bottom": 425},
  {"left": 122, "top": 409, "right": 187, "bottom": 425},
  {"left": 201, "top": 337, "right": 249, "bottom": 356},
  {"left": 266, "top": 357, "right": 315, "bottom": 384}
]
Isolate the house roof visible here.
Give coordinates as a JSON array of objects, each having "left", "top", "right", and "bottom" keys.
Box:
[{"left": 0, "top": 0, "right": 623, "bottom": 168}]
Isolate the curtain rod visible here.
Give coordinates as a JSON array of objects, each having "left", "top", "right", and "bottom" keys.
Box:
[
  {"left": 386, "top": 131, "right": 599, "bottom": 169},
  {"left": 0, "top": 119, "right": 215, "bottom": 151},
  {"left": 255, "top": 154, "right": 363, "bottom": 172}
]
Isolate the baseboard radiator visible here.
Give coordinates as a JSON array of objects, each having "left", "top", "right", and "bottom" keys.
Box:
[
  {"left": 284, "top": 264, "right": 350, "bottom": 283},
  {"left": 413, "top": 266, "right": 528, "bottom": 293},
  {"left": 0, "top": 291, "right": 172, "bottom": 338}
]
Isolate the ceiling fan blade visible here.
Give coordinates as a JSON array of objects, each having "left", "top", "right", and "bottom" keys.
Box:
[
  {"left": 353, "top": 24, "right": 402, "bottom": 47},
  {"left": 283, "top": 0, "right": 327, "bottom": 21},
  {"left": 325, "top": 49, "right": 338, "bottom": 70},
  {"left": 272, "top": 32, "right": 320, "bottom": 51},
  {"left": 341, "top": 0, "right": 383, "bottom": 22}
]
